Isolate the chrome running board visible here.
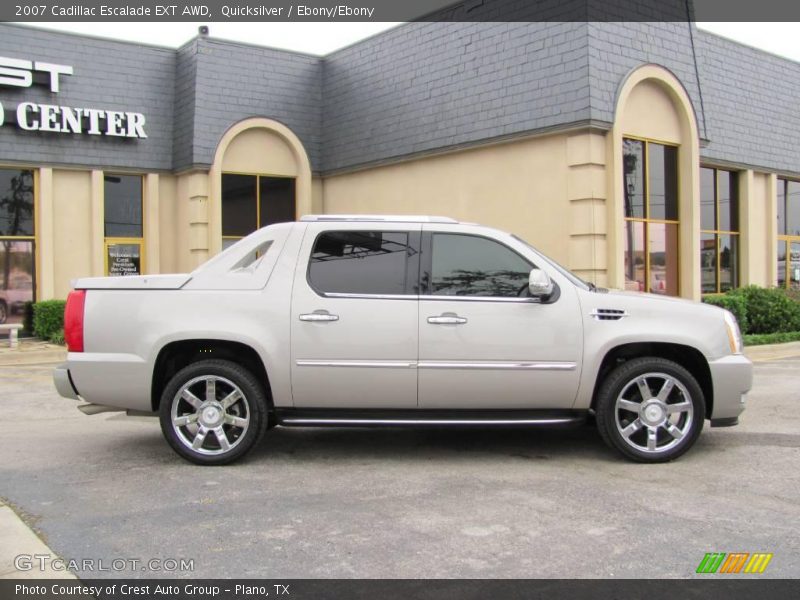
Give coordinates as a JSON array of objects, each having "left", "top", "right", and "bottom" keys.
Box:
[{"left": 276, "top": 409, "right": 587, "bottom": 428}]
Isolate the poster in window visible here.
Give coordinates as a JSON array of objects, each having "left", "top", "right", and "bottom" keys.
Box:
[{"left": 107, "top": 244, "right": 141, "bottom": 277}]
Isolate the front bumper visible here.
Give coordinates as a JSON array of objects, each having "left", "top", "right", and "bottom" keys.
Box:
[
  {"left": 53, "top": 363, "right": 79, "bottom": 400},
  {"left": 708, "top": 354, "right": 753, "bottom": 423}
]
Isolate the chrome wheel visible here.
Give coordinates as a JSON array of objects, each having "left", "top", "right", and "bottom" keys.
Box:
[
  {"left": 170, "top": 375, "right": 251, "bottom": 456},
  {"left": 614, "top": 372, "right": 694, "bottom": 454}
]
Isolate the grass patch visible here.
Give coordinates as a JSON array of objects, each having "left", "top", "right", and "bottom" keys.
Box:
[{"left": 743, "top": 331, "right": 800, "bottom": 346}]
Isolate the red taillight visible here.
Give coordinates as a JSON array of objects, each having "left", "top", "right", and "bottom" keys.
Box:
[{"left": 64, "top": 290, "right": 86, "bottom": 352}]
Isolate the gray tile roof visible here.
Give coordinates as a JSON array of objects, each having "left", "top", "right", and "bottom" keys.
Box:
[
  {"left": 320, "top": 21, "right": 591, "bottom": 173},
  {"left": 1, "top": 21, "right": 799, "bottom": 177},
  {"left": 696, "top": 30, "right": 800, "bottom": 175}
]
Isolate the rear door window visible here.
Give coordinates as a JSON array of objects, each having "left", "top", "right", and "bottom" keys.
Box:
[{"left": 308, "top": 231, "right": 416, "bottom": 295}]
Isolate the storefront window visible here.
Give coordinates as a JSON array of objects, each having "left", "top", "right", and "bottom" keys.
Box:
[
  {"left": 104, "top": 174, "right": 143, "bottom": 276},
  {"left": 777, "top": 178, "right": 800, "bottom": 290},
  {"left": 222, "top": 173, "right": 296, "bottom": 249},
  {"left": 700, "top": 167, "right": 740, "bottom": 294},
  {"left": 0, "top": 168, "right": 36, "bottom": 324},
  {"left": 623, "top": 138, "right": 679, "bottom": 295}
]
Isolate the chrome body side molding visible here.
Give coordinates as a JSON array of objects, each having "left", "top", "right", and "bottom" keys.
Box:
[
  {"left": 417, "top": 361, "right": 576, "bottom": 371},
  {"left": 295, "top": 360, "right": 577, "bottom": 371}
]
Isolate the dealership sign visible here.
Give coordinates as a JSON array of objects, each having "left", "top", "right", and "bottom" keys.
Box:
[{"left": 0, "top": 56, "right": 147, "bottom": 138}]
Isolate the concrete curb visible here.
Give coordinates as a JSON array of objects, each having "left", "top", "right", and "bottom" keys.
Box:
[
  {"left": 0, "top": 339, "right": 66, "bottom": 367},
  {"left": 744, "top": 341, "right": 800, "bottom": 363},
  {"left": 0, "top": 501, "right": 76, "bottom": 579}
]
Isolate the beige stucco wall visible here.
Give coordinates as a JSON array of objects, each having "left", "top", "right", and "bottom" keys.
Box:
[
  {"left": 617, "top": 80, "right": 683, "bottom": 144},
  {"left": 51, "top": 169, "right": 92, "bottom": 299},
  {"left": 739, "top": 170, "right": 777, "bottom": 287},
  {"left": 322, "top": 133, "right": 577, "bottom": 270},
  {"left": 311, "top": 177, "right": 323, "bottom": 214},
  {"left": 221, "top": 128, "right": 300, "bottom": 176},
  {"left": 566, "top": 131, "right": 608, "bottom": 286},
  {"left": 174, "top": 170, "right": 210, "bottom": 270},
  {"left": 157, "top": 174, "right": 180, "bottom": 273}
]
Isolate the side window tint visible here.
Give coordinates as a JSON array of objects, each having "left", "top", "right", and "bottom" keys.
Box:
[
  {"left": 309, "top": 231, "right": 411, "bottom": 295},
  {"left": 430, "top": 234, "right": 533, "bottom": 297}
]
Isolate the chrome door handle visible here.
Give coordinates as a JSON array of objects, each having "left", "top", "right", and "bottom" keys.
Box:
[
  {"left": 299, "top": 312, "right": 339, "bottom": 322},
  {"left": 427, "top": 315, "right": 467, "bottom": 325}
]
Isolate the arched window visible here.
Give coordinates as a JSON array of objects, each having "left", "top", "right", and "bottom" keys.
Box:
[{"left": 622, "top": 137, "right": 679, "bottom": 296}]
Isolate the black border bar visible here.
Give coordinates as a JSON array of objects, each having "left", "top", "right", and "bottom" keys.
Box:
[
  {"left": 3, "top": 579, "right": 799, "bottom": 600},
  {"left": 3, "top": 0, "right": 800, "bottom": 23}
]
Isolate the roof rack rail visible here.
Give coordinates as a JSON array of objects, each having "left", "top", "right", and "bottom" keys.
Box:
[{"left": 301, "top": 214, "right": 458, "bottom": 224}]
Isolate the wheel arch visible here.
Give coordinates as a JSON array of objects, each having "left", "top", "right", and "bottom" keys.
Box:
[
  {"left": 151, "top": 339, "right": 272, "bottom": 413},
  {"left": 590, "top": 342, "right": 713, "bottom": 419}
]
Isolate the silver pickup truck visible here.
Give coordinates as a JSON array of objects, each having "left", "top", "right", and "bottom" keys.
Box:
[{"left": 53, "top": 215, "right": 752, "bottom": 465}]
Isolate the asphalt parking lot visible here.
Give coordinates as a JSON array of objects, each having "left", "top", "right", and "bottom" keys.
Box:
[{"left": 1, "top": 356, "right": 798, "bottom": 579}]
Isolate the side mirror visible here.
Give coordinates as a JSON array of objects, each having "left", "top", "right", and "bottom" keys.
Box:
[{"left": 528, "top": 268, "right": 554, "bottom": 299}]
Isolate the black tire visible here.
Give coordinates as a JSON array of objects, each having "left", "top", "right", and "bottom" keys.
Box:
[
  {"left": 159, "top": 359, "right": 269, "bottom": 465},
  {"left": 0, "top": 301, "right": 7, "bottom": 324},
  {"left": 595, "top": 357, "right": 705, "bottom": 463}
]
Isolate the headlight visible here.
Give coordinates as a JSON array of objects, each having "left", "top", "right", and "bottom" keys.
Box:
[{"left": 723, "top": 310, "right": 743, "bottom": 355}]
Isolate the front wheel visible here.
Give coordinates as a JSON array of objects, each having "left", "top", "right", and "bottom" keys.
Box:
[
  {"left": 595, "top": 357, "right": 705, "bottom": 463},
  {"left": 159, "top": 359, "right": 268, "bottom": 465}
]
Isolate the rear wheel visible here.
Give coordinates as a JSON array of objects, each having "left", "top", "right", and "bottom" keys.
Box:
[
  {"left": 596, "top": 357, "right": 705, "bottom": 463},
  {"left": 159, "top": 359, "right": 268, "bottom": 465},
  {"left": 0, "top": 301, "right": 7, "bottom": 324}
]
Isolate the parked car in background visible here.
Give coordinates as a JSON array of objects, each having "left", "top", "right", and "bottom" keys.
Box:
[{"left": 54, "top": 216, "right": 752, "bottom": 465}]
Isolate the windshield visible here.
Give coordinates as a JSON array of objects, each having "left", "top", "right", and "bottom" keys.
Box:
[{"left": 512, "top": 235, "right": 592, "bottom": 291}]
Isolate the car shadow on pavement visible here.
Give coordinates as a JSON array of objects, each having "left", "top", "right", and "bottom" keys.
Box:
[
  {"left": 101, "top": 421, "right": 795, "bottom": 466},
  {"left": 245, "top": 424, "right": 613, "bottom": 464},
  {"left": 102, "top": 421, "right": 620, "bottom": 465}
]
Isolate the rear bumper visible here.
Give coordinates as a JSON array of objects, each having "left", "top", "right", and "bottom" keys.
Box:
[
  {"left": 708, "top": 354, "right": 753, "bottom": 421},
  {"left": 62, "top": 352, "right": 151, "bottom": 412},
  {"left": 53, "top": 363, "right": 79, "bottom": 400}
]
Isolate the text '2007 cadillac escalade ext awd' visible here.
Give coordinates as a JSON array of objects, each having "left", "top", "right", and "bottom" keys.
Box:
[{"left": 53, "top": 215, "right": 753, "bottom": 465}]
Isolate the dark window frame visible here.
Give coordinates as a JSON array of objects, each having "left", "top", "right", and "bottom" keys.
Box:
[
  {"left": 777, "top": 177, "right": 800, "bottom": 291},
  {"left": 305, "top": 229, "right": 421, "bottom": 298},
  {"left": 221, "top": 172, "right": 297, "bottom": 245},
  {"left": 622, "top": 136, "right": 681, "bottom": 296},
  {"left": 0, "top": 166, "right": 37, "bottom": 305},
  {"left": 103, "top": 173, "right": 144, "bottom": 239},
  {"left": 103, "top": 173, "right": 144, "bottom": 277},
  {"left": 700, "top": 166, "right": 740, "bottom": 295}
]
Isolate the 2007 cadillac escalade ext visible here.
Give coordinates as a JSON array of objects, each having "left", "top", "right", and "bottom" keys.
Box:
[{"left": 53, "top": 215, "right": 753, "bottom": 465}]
